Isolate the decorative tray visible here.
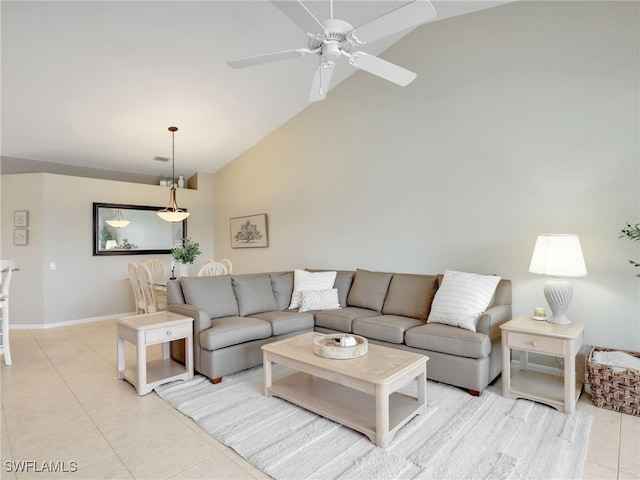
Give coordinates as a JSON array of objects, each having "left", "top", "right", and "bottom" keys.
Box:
[{"left": 312, "top": 334, "right": 368, "bottom": 359}]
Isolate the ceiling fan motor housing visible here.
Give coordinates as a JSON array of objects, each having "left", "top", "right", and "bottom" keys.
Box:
[{"left": 309, "top": 18, "right": 354, "bottom": 60}]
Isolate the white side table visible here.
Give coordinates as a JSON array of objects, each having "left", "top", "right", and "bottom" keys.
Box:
[
  {"left": 117, "top": 311, "right": 194, "bottom": 395},
  {"left": 501, "top": 315, "right": 585, "bottom": 413}
]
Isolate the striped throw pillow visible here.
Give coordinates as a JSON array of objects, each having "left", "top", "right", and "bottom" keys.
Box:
[{"left": 427, "top": 270, "right": 501, "bottom": 332}]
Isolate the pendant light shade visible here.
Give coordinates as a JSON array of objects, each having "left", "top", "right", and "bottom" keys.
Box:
[
  {"left": 158, "top": 126, "right": 190, "bottom": 222},
  {"left": 105, "top": 209, "right": 130, "bottom": 228}
]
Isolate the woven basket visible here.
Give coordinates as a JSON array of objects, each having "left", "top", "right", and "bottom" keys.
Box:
[{"left": 587, "top": 346, "right": 640, "bottom": 416}]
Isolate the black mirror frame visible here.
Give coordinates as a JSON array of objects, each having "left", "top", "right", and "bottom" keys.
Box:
[{"left": 92, "top": 202, "right": 187, "bottom": 256}]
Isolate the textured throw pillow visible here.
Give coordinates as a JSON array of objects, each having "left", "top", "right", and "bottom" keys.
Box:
[
  {"left": 288, "top": 269, "right": 337, "bottom": 309},
  {"left": 427, "top": 270, "right": 501, "bottom": 332},
  {"left": 299, "top": 289, "right": 341, "bottom": 312}
]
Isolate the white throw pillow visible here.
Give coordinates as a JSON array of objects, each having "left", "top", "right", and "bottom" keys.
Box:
[
  {"left": 288, "top": 269, "right": 337, "bottom": 309},
  {"left": 427, "top": 270, "right": 501, "bottom": 332},
  {"left": 299, "top": 289, "right": 341, "bottom": 312}
]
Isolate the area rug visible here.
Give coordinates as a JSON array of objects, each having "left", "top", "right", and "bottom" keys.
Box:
[{"left": 155, "top": 366, "right": 592, "bottom": 480}]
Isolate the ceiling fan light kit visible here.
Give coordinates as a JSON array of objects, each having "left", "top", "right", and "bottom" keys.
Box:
[
  {"left": 157, "top": 126, "right": 190, "bottom": 223},
  {"left": 227, "top": 0, "right": 436, "bottom": 102}
]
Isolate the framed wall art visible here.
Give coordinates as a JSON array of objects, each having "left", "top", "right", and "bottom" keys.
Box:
[
  {"left": 14, "top": 210, "right": 28, "bottom": 227},
  {"left": 14, "top": 229, "right": 28, "bottom": 246},
  {"left": 231, "top": 214, "right": 268, "bottom": 248}
]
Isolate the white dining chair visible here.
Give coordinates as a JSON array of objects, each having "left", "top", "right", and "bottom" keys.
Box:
[
  {"left": 197, "top": 262, "right": 228, "bottom": 277},
  {"left": 219, "top": 258, "right": 233, "bottom": 274},
  {"left": 142, "top": 259, "right": 167, "bottom": 288},
  {"left": 137, "top": 263, "right": 166, "bottom": 312},
  {"left": 1, "top": 260, "right": 16, "bottom": 365},
  {"left": 128, "top": 262, "right": 147, "bottom": 314}
]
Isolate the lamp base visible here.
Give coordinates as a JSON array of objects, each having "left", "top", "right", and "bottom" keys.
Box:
[
  {"left": 546, "top": 313, "right": 572, "bottom": 325},
  {"left": 543, "top": 278, "right": 574, "bottom": 325}
]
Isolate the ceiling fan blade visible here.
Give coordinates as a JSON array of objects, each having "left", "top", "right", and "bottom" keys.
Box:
[
  {"left": 309, "top": 62, "right": 335, "bottom": 102},
  {"left": 271, "top": 1, "right": 327, "bottom": 35},
  {"left": 227, "top": 49, "right": 311, "bottom": 69},
  {"left": 345, "top": 51, "right": 417, "bottom": 86},
  {"left": 350, "top": 0, "right": 436, "bottom": 44}
]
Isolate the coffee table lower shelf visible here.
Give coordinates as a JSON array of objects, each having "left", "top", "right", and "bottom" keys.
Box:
[{"left": 269, "top": 371, "right": 423, "bottom": 445}]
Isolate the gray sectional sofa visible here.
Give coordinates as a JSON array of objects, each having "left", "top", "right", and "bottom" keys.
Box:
[{"left": 166, "top": 268, "right": 512, "bottom": 394}]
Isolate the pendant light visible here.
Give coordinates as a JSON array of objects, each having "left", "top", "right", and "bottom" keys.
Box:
[
  {"left": 105, "top": 209, "right": 130, "bottom": 228},
  {"left": 157, "top": 126, "right": 190, "bottom": 222}
]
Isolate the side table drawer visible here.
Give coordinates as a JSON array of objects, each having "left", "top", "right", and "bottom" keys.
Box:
[
  {"left": 146, "top": 324, "right": 191, "bottom": 344},
  {"left": 508, "top": 332, "right": 565, "bottom": 355}
]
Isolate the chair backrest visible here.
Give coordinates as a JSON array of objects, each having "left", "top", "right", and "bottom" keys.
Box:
[
  {"left": 136, "top": 263, "right": 158, "bottom": 313},
  {"left": 142, "top": 259, "right": 167, "bottom": 286},
  {"left": 203, "top": 258, "right": 214, "bottom": 265},
  {"left": 197, "top": 262, "right": 228, "bottom": 277},
  {"left": 128, "top": 262, "right": 145, "bottom": 313},
  {"left": 219, "top": 258, "right": 233, "bottom": 274},
  {"left": 0, "top": 260, "right": 15, "bottom": 298}
]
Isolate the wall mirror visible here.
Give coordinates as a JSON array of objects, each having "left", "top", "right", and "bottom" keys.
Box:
[{"left": 93, "top": 202, "right": 187, "bottom": 256}]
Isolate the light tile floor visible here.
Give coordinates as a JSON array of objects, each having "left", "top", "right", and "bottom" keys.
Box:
[{"left": 1, "top": 320, "right": 638, "bottom": 480}]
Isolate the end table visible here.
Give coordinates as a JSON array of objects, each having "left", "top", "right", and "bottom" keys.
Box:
[
  {"left": 500, "top": 315, "right": 585, "bottom": 413},
  {"left": 117, "top": 311, "right": 194, "bottom": 395}
]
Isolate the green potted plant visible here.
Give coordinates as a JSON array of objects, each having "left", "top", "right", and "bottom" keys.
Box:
[
  {"left": 172, "top": 237, "right": 202, "bottom": 277},
  {"left": 619, "top": 222, "right": 640, "bottom": 277}
]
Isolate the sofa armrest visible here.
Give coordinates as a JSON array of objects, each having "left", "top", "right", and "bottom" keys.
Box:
[
  {"left": 168, "top": 304, "right": 212, "bottom": 334},
  {"left": 476, "top": 304, "right": 512, "bottom": 341}
]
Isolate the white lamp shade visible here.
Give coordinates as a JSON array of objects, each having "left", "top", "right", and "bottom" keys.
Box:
[{"left": 529, "top": 234, "right": 587, "bottom": 277}]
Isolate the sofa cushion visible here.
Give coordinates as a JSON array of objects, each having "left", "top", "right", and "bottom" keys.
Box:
[
  {"left": 299, "top": 289, "right": 340, "bottom": 312},
  {"left": 405, "top": 323, "right": 491, "bottom": 359},
  {"left": 181, "top": 276, "right": 238, "bottom": 319},
  {"left": 270, "top": 272, "right": 294, "bottom": 310},
  {"left": 199, "top": 316, "right": 272, "bottom": 350},
  {"left": 382, "top": 273, "right": 438, "bottom": 320},
  {"left": 346, "top": 269, "right": 393, "bottom": 312},
  {"left": 314, "top": 307, "right": 378, "bottom": 333},
  {"left": 427, "top": 270, "right": 501, "bottom": 332},
  {"left": 353, "top": 315, "right": 424, "bottom": 344},
  {"left": 288, "top": 269, "right": 337, "bottom": 309},
  {"left": 232, "top": 274, "right": 278, "bottom": 316},
  {"left": 250, "top": 310, "right": 314, "bottom": 335}
]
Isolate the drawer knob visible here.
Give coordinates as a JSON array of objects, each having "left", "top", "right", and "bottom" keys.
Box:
[
  {"left": 532, "top": 341, "right": 538, "bottom": 347},
  {"left": 166, "top": 330, "right": 172, "bottom": 336}
]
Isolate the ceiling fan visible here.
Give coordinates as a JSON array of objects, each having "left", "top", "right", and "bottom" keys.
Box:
[{"left": 227, "top": 0, "right": 436, "bottom": 102}]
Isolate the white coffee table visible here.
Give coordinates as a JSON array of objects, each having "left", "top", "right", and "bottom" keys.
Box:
[
  {"left": 262, "top": 332, "right": 428, "bottom": 448},
  {"left": 117, "top": 311, "right": 194, "bottom": 395}
]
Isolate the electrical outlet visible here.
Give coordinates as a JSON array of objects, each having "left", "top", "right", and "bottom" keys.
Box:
[{"left": 49, "top": 262, "right": 56, "bottom": 270}]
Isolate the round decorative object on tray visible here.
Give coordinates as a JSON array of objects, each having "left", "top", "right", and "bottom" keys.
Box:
[{"left": 312, "top": 334, "right": 368, "bottom": 359}]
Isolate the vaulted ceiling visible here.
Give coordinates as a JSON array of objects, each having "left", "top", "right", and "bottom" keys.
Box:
[{"left": 1, "top": 1, "right": 508, "bottom": 178}]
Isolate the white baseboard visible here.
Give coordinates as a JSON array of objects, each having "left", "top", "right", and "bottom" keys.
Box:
[{"left": 10, "top": 312, "right": 135, "bottom": 329}]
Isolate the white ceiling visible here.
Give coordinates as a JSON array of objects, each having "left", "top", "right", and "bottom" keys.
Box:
[{"left": 1, "top": 1, "right": 508, "bottom": 178}]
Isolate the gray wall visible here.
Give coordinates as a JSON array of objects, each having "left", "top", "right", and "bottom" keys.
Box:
[
  {"left": 213, "top": 2, "right": 639, "bottom": 350},
  {"left": 1, "top": 172, "right": 215, "bottom": 326}
]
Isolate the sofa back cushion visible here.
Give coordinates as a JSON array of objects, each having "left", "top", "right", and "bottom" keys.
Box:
[
  {"left": 346, "top": 269, "right": 393, "bottom": 312},
  {"left": 382, "top": 273, "right": 438, "bottom": 320},
  {"left": 181, "top": 276, "right": 238, "bottom": 319},
  {"left": 232, "top": 274, "right": 278, "bottom": 316},
  {"left": 270, "top": 272, "right": 294, "bottom": 310}
]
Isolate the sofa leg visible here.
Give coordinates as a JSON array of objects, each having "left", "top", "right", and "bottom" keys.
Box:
[
  {"left": 210, "top": 377, "right": 222, "bottom": 384},
  {"left": 468, "top": 389, "right": 481, "bottom": 397}
]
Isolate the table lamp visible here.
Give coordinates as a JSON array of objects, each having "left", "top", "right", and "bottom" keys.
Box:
[{"left": 528, "top": 234, "right": 587, "bottom": 325}]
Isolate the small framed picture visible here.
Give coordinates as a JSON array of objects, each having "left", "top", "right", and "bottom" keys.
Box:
[
  {"left": 231, "top": 214, "right": 268, "bottom": 248},
  {"left": 14, "top": 210, "right": 28, "bottom": 227},
  {"left": 14, "top": 229, "right": 28, "bottom": 246}
]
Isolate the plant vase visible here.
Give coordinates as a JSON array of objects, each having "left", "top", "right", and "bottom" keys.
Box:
[{"left": 178, "top": 262, "right": 189, "bottom": 278}]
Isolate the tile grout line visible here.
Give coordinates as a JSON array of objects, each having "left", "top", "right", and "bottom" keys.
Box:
[{"left": 29, "top": 324, "right": 140, "bottom": 479}]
